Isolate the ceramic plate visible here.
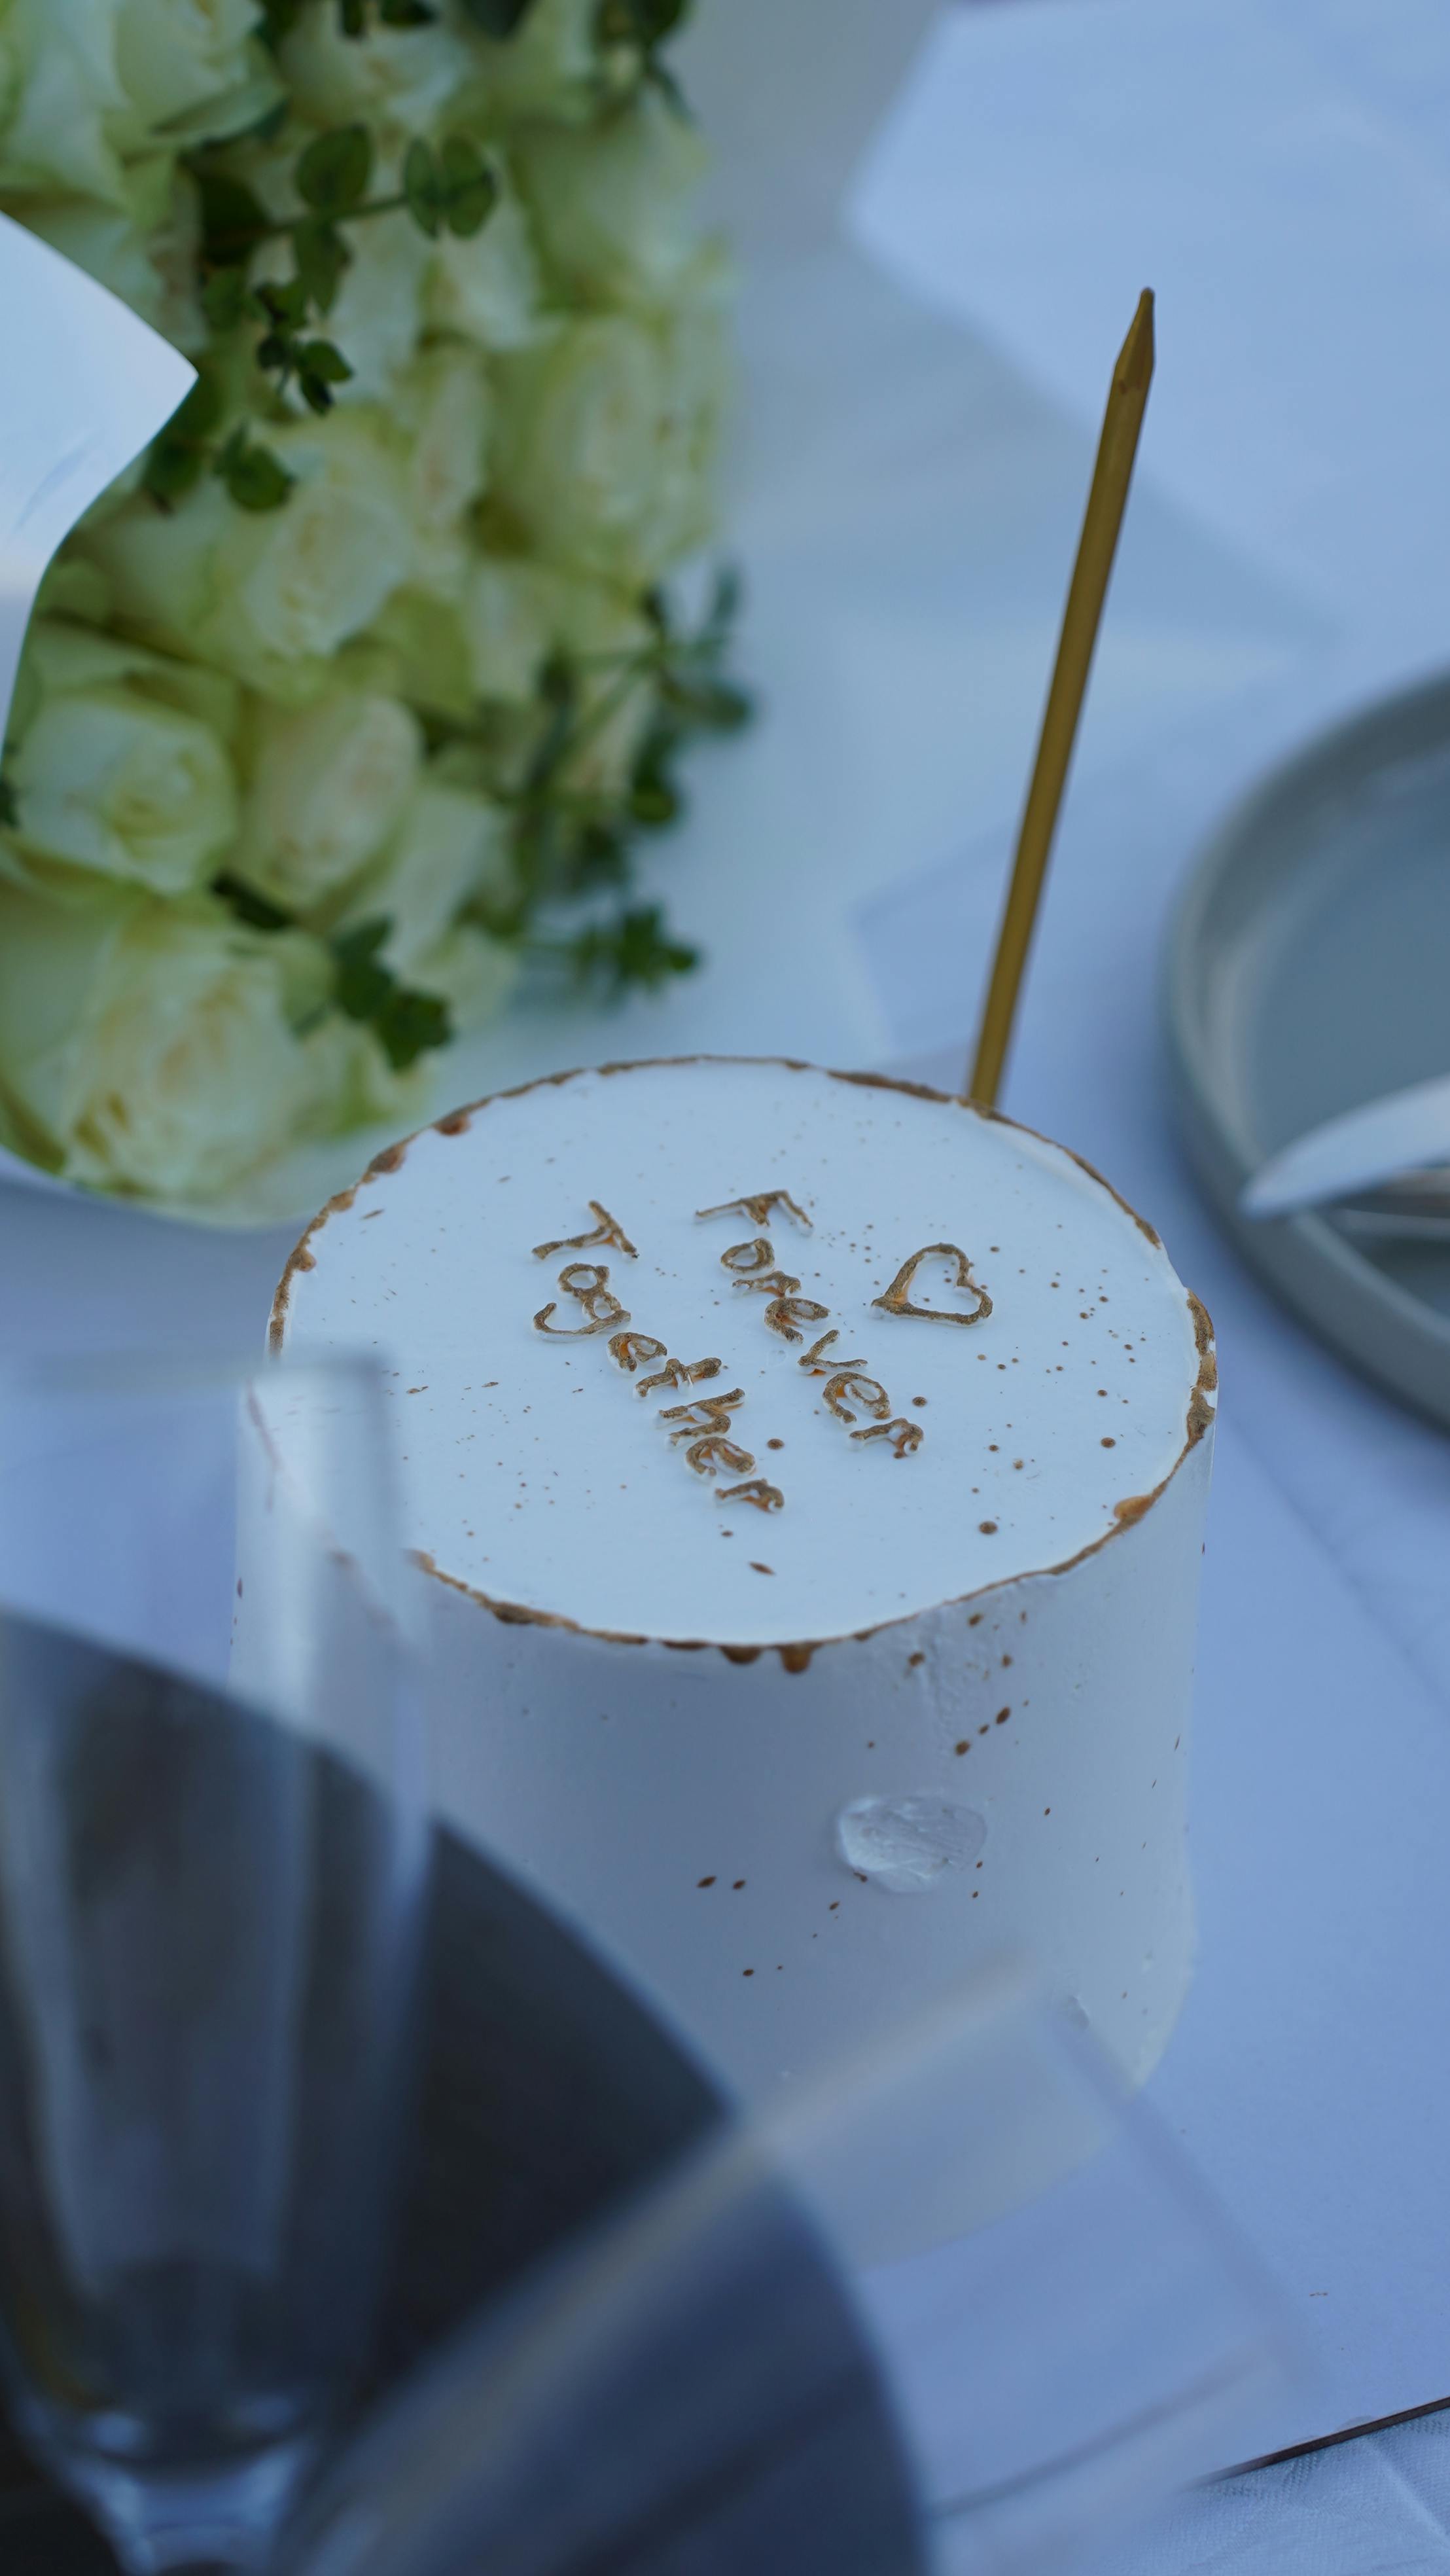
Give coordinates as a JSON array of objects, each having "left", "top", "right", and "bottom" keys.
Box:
[{"left": 1165, "top": 670, "right": 1450, "bottom": 1431}]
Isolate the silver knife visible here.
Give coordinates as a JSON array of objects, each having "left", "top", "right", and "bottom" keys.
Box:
[{"left": 1241, "top": 1073, "right": 1450, "bottom": 1219}]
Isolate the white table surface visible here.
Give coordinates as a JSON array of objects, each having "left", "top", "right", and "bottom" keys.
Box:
[{"left": 7, "top": 2, "right": 1450, "bottom": 2565}]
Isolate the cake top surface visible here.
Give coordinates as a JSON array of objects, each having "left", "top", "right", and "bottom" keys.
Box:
[{"left": 272, "top": 1059, "right": 1212, "bottom": 1648}]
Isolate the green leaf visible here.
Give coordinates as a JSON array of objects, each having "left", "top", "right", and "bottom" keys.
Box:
[
  {"left": 643, "top": 53, "right": 688, "bottom": 112},
  {"left": 629, "top": 770, "right": 681, "bottom": 828},
  {"left": 143, "top": 372, "right": 224, "bottom": 503},
  {"left": 300, "top": 339, "right": 352, "bottom": 382},
  {"left": 438, "top": 135, "right": 497, "bottom": 238},
  {"left": 202, "top": 266, "right": 252, "bottom": 331},
  {"left": 374, "top": 985, "right": 452, "bottom": 1070},
  {"left": 660, "top": 673, "right": 754, "bottom": 731},
  {"left": 595, "top": 0, "right": 688, "bottom": 46},
  {"left": 700, "top": 559, "right": 741, "bottom": 645},
  {"left": 171, "top": 372, "right": 226, "bottom": 441},
  {"left": 522, "top": 658, "right": 580, "bottom": 795},
  {"left": 637, "top": 0, "right": 689, "bottom": 38},
  {"left": 402, "top": 138, "right": 442, "bottom": 237},
  {"left": 143, "top": 437, "right": 209, "bottom": 503},
  {"left": 193, "top": 166, "right": 268, "bottom": 265},
  {"left": 380, "top": 0, "right": 437, "bottom": 22},
  {"left": 571, "top": 903, "right": 698, "bottom": 993},
  {"left": 216, "top": 431, "right": 295, "bottom": 512},
  {"left": 570, "top": 821, "right": 629, "bottom": 889},
  {"left": 338, "top": 0, "right": 366, "bottom": 31},
  {"left": 255, "top": 276, "right": 309, "bottom": 327},
  {"left": 0, "top": 777, "right": 16, "bottom": 828},
  {"left": 332, "top": 919, "right": 394, "bottom": 1022},
  {"left": 296, "top": 123, "right": 374, "bottom": 215},
  {"left": 463, "top": 0, "right": 537, "bottom": 33},
  {"left": 260, "top": 0, "right": 305, "bottom": 45},
  {"left": 215, "top": 872, "right": 294, "bottom": 931},
  {"left": 292, "top": 217, "right": 350, "bottom": 313},
  {"left": 297, "top": 337, "right": 353, "bottom": 414},
  {"left": 330, "top": 920, "right": 452, "bottom": 1068}
]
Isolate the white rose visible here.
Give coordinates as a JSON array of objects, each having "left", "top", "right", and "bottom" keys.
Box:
[
  {"left": 232, "top": 686, "right": 422, "bottom": 914},
  {"left": 113, "top": 0, "right": 264, "bottom": 140},
  {"left": 391, "top": 345, "right": 491, "bottom": 597},
  {"left": 423, "top": 181, "right": 544, "bottom": 353},
  {"left": 0, "top": 0, "right": 260, "bottom": 205},
  {"left": 236, "top": 135, "right": 423, "bottom": 401},
  {"left": 303, "top": 1011, "right": 429, "bottom": 1134},
  {"left": 18, "top": 161, "right": 205, "bottom": 348},
  {"left": 406, "top": 921, "right": 518, "bottom": 1035},
  {"left": 322, "top": 204, "right": 431, "bottom": 402},
  {"left": 451, "top": 0, "right": 633, "bottom": 129},
  {"left": 459, "top": 556, "right": 652, "bottom": 792},
  {"left": 365, "top": 585, "right": 474, "bottom": 719},
  {"left": 0, "top": 0, "right": 130, "bottom": 203},
  {"left": 83, "top": 408, "right": 415, "bottom": 702},
  {"left": 0, "top": 878, "right": 332, "bottom": 1198},
  {"left": 511, "top": 87, "right": 709, "bottom": 307},
  {"left": 339, "top": 779, "right": 512, "bottom": 973},
  {"left": 277, "top": 7, "right": 470, "bottom": 138},
  {"left": 242, "top": 141, "right": 431, "bottom": 404},
  {"left": 5, "top": 620, "right": 239, "bottom": 897},
  {"left": 489, "top": 295, "right": 728, "bottom": 586},
  {"left": 460, "top": 557, "right": 559, "bottom": 706}
]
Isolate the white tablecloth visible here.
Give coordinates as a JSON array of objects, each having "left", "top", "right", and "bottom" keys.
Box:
[{"left": 6, "top": 2, "right": 1450, "bottom": 2564}]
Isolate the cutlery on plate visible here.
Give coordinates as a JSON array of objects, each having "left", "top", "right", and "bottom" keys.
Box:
[{"left": 1241, "top": 1073, "right": 1450, "bottom": 1226}]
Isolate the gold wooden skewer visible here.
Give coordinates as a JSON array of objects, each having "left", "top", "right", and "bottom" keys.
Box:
[{"left": 966, "top": 289, "right": 1156, "bottom": 1107}]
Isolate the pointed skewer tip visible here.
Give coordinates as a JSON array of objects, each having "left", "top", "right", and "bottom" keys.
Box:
[{"left": 1116, "top": 288, "right": 1154, "bottom": 392}]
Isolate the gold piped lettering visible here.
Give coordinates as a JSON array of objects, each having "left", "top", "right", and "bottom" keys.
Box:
[
  {"left": 533, "top": 1261, "right": 630, "bottom": 1338},
  {"left": 823, "top": 1370, "right": 891, "bottom": 1423},
  {"left": 532, "top": 1243, "right": 788, "bottom": 1504},
  {"left": 764, "top": 1293, "right": 830, "bottom": 1342},
  {"left": 684, "top": 1435, "right": 755, "bottom": 1478},
  {"left": 718, "top": 1478, "right": 785, "bottom": 1512},
  {"left": 874, "top": 1243, "right": 993, "bottom": 1327},
  {"left": 533, "top": 1202, "right": 638, "bottom": 1261},
  {"left": 661, "top": 1391, "right": 745, "bottom": 1441},
  {"left": 698, "top": 1191, "right": 811, "bottom": 1231},
  {"left": 798, "top": 1329, "right": 849, "bottom": 1375},
  {"left": 638, "top": 1356, "right": 723, "bottom": 1399},
  {"left": 851, "top": 1418, "right": 925, "bottom": 1458},
  {"left": 720, "top": 1237, "right": 776, "bottom": 1276},
  {"left": 690, "top": 1197, "right": 920, "bottom": 1463},
  {"left": 608, "top": 1331, "right": 668, "bottom": 1373},
  {"left": 733, "top": 1269, "right": 802, "bottom": 1298}
]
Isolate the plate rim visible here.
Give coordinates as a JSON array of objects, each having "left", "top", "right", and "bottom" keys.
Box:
[{"left": 1163, "top": 666, "right": 1450, "bottom": 1431}]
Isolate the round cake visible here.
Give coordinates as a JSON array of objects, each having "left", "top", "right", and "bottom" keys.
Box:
[{"left": 268, "top": 1057, "right": 1216, "bottom": 2095}]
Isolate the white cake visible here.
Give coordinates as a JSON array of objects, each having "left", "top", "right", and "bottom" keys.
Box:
[{"left": 268, "top": 1057, "right": 1216, "bottom": 2096}]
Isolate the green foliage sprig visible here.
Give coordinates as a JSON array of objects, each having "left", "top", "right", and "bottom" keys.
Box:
[
  {"left": 186, "top": 119, "right": 497, "bottom": 420},
  {"left": 260, "top": 0, "right": 438, "bottom": 43},
  {"left": 457, "top": 566, "right": 749, "bottom": 992},
  {"left": 143, "top": 371, "right": 297, "bottom": 507},
  {"left": 149, "top": 0, "right": 742, "bottom": 1013},
  {"left": 217, "top": 876, "right": 455, "bottom": 1071},
  {"left": 557, "top": 904, "right": 699, "bottom": 993}
]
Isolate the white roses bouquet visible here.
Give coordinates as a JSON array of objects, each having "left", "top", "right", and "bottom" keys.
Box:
[{"left": 0, "top": 0, "right": 747, "bottom": 1206}]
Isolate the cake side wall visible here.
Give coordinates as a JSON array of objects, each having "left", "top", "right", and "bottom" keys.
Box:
[{"left": 419, "top": 1421, "right": 1212, "bottom": 2098}]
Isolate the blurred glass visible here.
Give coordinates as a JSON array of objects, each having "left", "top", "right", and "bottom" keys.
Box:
[
  {"left": 0, "top": 1355, "right": 429, "bottom": 2576},
  {"left": 275, "top": 1961, "right": 1303, "bottom": 2576}
]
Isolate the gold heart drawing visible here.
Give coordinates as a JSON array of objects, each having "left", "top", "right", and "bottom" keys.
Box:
[{"left": 873, "top": 1243, "right": 993, "bottom": 1327}]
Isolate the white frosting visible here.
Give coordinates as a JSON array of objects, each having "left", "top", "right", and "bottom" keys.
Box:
[
  {"left": 264, "top": 1058, "right": 1214, "bottom": 2111},
  {"left": 274, "top": 1060, "right": 1201, "bottom": 1648}
]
